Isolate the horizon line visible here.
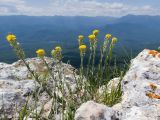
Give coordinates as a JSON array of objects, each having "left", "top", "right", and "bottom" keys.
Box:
[{"left": 0, "top": 14, "right": 160, "bottom": 18}]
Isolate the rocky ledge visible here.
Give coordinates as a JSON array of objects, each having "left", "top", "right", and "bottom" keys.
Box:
[
  {"left": 0, "top": 57, "right": 77, "bottom": 119},
  {"left": 0, "top": 49, "right": 160, "bottom": 120},
  {"left": 75, "top": 49, "right": 160, "bottom": 120}
]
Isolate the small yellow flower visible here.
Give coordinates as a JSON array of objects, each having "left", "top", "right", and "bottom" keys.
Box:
[
  {"left": 79, "top": 45, "right": 87, "bottom": 53},
  {"left": 112, "top": 37, "right": 117, "bottom": 44},
  {"left": 93, "top": 29, "right": 99, "bottom": 36},
  {"left": 78, "top": 35, "right": 84, "bottom": 40},
  {"left": 6, "top": 34, "right": 16, "bottom": 42},
  {"left": 88, "top": 34, "right": 96, "bottom": 41},
  {"left": 105, "top": 34, "right": 112, "bottom": 39},
  {"left": 36, "top": 49, "right": 45, "bottom": 57},
  {"left": 55, "top": 46, "right": 62, "bottom": 52},
  {"left": 51, "top": 48, "right": 62, "bottom": 60}
]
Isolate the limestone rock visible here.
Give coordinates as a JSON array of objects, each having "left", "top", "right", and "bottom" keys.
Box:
[
  {"left": 117, "top": 49, "right": 160, "bottom": 120},
  {"left": 0, "top": 57, "right": 77, "bottom": 119},
  {"left": 0, "top": 79, "right": 38, "bottom": 119},
  {"left": 75, "top": 49, "right": 160, "bottom": 120},
  {"left": 75, "top": 101, "right": 117, "bottom": 120}
]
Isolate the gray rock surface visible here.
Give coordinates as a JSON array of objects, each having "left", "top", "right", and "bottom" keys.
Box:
[
  {"left": 0, "top": 57, "right": 77, "bottom": 119},
  {"left": 0, "top": 79, "right": 37, "bottom": 119},
  {"left": 1, "top": 49, "right": 160, "bottom": 120},
  {"left": 75, "top": 49, "right": 160, "bottom": 120},
  {"left": 75, "top": 101, "right": 117, "bottom": 120}
]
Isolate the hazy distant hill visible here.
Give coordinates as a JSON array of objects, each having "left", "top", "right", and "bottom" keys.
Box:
[{"left": 0, "top": 15, "right": 159, "bottom": 66}]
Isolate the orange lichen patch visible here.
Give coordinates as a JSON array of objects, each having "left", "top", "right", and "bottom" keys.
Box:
[
  {"left": 150, "top": 83, "right": 157, "bottom": 91},
  {"left": 146, "top": 92, "right": 160, "bottom": 99},
  {"left": 157, "top": 53, "right": 160, "bottom": 58},
  {"left": 148, "top": 50, "right": 159, "bottom": 57}
]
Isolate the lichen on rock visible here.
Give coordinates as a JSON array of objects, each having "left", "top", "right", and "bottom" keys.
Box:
[{"left": 75, "top": 49, "right": 160, "bottom": 120}]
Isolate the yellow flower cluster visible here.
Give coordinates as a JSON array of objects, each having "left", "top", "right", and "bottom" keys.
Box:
[
  {"left": 36, "top": 49, "right": 45, "bottom": 57},
  {"left": 6, "top": 34, "right": 16, "bottom": 42},
  {"left": 112, "top": 37, "right": 117, "bottom": 44},
  {"left": 35, "top": 46, "right": 62, "bottom": 59},
  {"left": 79, "top": 45, "right": 87, "bottom": 53},
  {"left": 78, "top": 29, "right": 118, "bottom": 55},
  {"left": 55, "top": 46, "right": 62, "bottom": 52},
  {"left": 105, "top": 34, "right": 112, "bottom": 39},
  {"left": 5, "top": 29, "right": 118, "bottom": 61},
  {"left": 88, "top": 34, "right": 96, "bottom": 41},
  {"left": 51, "top": 46, "right": 62, "bottom": 60},
  {"left": 93, "top": 29, "right": 99, "bottom": 36},
  {"left": 78, "top": 35, "right": 84, "bottom": 40}
]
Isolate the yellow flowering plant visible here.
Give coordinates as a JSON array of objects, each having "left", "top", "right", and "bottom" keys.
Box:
[
  {"left": 79, "top": 44, "right": 87, "bottom": 78},
  {"left": 78, "top": 35, "right": 84, "bottom": 46},
  {"left": 51, "top": 46, "right": 62, "bottom": 61},
  {"left": 105, "top": 34, "right": 112, "bottom": 39},
  {"left": 6, "top": 34, "right": 16, "bottom": 43},
  {"left": 93, "top": 29, "right": 99, "bottom": 36},
  {"left": 79, "top": 30, "right": 121, "bottom": 103},
  {"left": 88, "top": 34, "right": 96, "bottom": 41},
  {"left": 78, "top": 35, "right": 84, "bottom": 40},
  {"left": 108, "top": 37, "right": 118, "bottom": 59},
  {"left": 55, "top": 46, "right": 62, "bottom": 52},
  {"left": 6, "top": 34, "right": 54, "bottom": 99},
  {"left": 36, "top": 49, "right": 45, "bottom": 57},
  {"left": 88, "top": 34, "right": 97, "bottom": 53},
  {"left": 4, "top": 29, "right": 123, "bottom": 120},
  {"left": 88, "top": 31, "right": 100, "bottom": 74},
  {"left": 112, "top": 37, "right": 117, "bottom": 44},
  {"left": 79, "top": 45, "right": 87, "bottom": 55},
  {"left": 103, "top": 34, "right": 112, "bottom": 53},
  {"left": 6, "top": 33, "right": 25, "bottom": 59}
]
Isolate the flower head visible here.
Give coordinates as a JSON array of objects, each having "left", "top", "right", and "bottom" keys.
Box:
[
  {"left": 79, "top": 45, "right": 87, "bottom": 54},
  {"left": 112, "top": 37, "right": 117, "bottom": 44},
  {"left": 88, "top": 34, "right": 96, "bottom": 41},
  {"left": 36, "top": 49, "right": 45, "bottom": 57},
  {"left": 93, "top": 29, "right": 99, "bottom": 36},
  {"left": 55, "top": 46, "right": 62, "bottom": 52},
  {"left": 78, "top": 35, "right": 84, "bottom": 40},
  {"left": 6, "top": 34, "right": 16, "bottom": 42},
  {"left": 105, "top": 34, "right": 112, "bottom": 39},
  {"left": 51, "top": 46, "right": 62, "bottom": 60}
]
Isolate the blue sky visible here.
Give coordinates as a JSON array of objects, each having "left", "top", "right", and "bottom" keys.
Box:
[{"left": 0, "top": 0, "right": 159, "bottom": 16}]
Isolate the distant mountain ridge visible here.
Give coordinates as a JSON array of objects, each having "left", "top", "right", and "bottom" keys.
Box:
[{"left": 0, "top": 15, "right": 160, "bottom": 66}]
